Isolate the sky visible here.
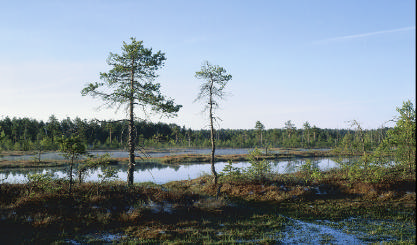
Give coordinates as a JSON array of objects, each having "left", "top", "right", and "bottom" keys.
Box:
[{"left": 0, "top": 0, "right": 415, "bottom": 130}]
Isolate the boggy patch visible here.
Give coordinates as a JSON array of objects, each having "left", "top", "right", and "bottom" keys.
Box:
[
  {"left": 0, "top": 182, "right": 208, "bottom": 243},
  {"left": 0, "top": 174, "right": 415, "bottom": 244},
  {"left": 218, "top": 182, "right": 306, "bottom": 202},
  {"left": 335, "top": 180, "right": 416, "bottom": 200}
]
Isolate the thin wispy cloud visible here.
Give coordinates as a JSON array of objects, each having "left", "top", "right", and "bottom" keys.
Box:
[{"left": 314, "top": 26, "right": 415, "bottom": 44}]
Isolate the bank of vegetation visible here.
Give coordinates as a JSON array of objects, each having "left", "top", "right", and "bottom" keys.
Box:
[{"left": 0, "top": 115, "right": 390, "bottom": 152}]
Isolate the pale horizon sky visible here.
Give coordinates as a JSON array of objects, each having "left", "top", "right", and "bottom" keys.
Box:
[{"left": 1, "top": 0, "right": 415, "bottom": 130}]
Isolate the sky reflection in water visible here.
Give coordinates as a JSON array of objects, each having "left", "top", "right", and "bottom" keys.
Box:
[{"left": 0, "top": 158, "right": 338, "bottom": 184}]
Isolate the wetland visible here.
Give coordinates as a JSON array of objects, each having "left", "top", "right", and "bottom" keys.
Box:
[{"left": 0, "top": 148, "right": 415, "bottom": 244}]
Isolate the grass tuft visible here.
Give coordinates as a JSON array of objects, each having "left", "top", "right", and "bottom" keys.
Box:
[{"left": 0, "top": 164, "right": 415, "bottom": 244}]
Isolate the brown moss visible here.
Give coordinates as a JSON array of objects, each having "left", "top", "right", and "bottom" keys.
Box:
[{"left": 0, "top": 169, "right": 415, "bottom": 243}]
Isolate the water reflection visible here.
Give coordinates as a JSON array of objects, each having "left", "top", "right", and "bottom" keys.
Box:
[
  {"left": 0, "top": 157, "right": 343, "bottom": 185},
  {"left": 0, "top": 148, "right": 253, "bottom": 161}
]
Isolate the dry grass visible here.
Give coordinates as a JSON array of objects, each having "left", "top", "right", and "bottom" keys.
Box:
[
  {"left": 0, "top": 167, "right": 415, "bottom": 243},
  {"left": 0, "top": 159, "right": 67, "bottom": 169},
  {"left": 156, "top": 150, "right": 336, "bottom": 164}
]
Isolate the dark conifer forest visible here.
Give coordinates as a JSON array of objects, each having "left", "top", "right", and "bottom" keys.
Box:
[{"left": 0, "top": 115, "right": 390, "bottom": 152}]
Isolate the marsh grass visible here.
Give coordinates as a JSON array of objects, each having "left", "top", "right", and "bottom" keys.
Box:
[
  {"left": 0, "top": 147, "right": 337, "bottom": 170},
  {"left": 0, "top": 159, "right": 67, "bottom": 169},
  {"left": 156, "top": 150, "right": 336, "bottom": 165},
  {"left": 0, "top": 163, "right": 415, "bottom": 244}
]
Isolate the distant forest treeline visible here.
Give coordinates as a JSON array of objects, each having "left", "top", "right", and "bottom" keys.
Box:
[{"left": 0, "top": 115, "right": 390, "bottom": 152}]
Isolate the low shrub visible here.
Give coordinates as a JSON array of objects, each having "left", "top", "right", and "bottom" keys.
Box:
[
  {"left": 219, "top": 161, "right": 243, "bottom": 182},
  {"left": 26, "top": 172, "right": 63, "bottom": 195},
  {"left": 220, "top": 148, "right": 273, "bottom": 183}
]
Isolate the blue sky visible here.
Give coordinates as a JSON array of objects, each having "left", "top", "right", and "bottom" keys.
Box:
[{"left": 0, "top": 0, "right": 415, "bottom": 130}]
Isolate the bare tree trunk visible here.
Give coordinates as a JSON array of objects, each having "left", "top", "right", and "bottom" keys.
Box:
[
  {"left": 109, "top": 127, "right": 112, "bottom": 144},
  {"left": 209, "top": 85, "right": 217, "bottom": 185},
  {"left": 78, "top": 170, "right": 83, "bottom": 185},
  {"left": 260, "top": 131, "right": 263, "bottom": 147},
  {"left": 127, "top": 103, "right": 135, "bottom": 186},
  {"left": 127, "top": 64, "right": 135, "bottom": 186},
  {"left": 69, "top": 156, "right": 74, "bottom": 194}
]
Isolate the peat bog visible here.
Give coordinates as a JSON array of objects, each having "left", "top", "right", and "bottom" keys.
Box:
[{"left": 0, "top": 164, "right": 415, "bottom": 244}]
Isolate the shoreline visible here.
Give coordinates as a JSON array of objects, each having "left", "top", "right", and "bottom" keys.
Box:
[{"left": 0, "top": 147, "right": 361, "bottom": 169}]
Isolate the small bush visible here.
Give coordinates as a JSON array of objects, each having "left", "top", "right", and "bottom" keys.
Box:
[
  {"left": 300, "top": 159, "right": 323, "bottom": 182},
  {"left": 246, "top": 148, "right": 272, "bottom": 182},
  {"left": 98, "top": 167, "right": 119, "bottom": 183},
  {"left": 26, "top": 172, "right": 62, "bottom": 194},
  {"left": 220, "top": 149, "right": 273, "bottom": 183},
  {"left": 220, "top": 161, "right": 243, "bottom": 182}
]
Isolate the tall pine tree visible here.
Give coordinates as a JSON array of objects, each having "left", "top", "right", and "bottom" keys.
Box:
[{"left": 82, "top": 38, "right": 181, "bottom": 185}]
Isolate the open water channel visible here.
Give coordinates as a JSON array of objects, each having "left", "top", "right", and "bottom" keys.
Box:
[{"left": 0, "top": 148, "right": 338, "bottom": 184}]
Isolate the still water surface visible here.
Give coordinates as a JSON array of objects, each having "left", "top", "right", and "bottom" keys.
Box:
[{"left": 0, "top": 158, "right": 338, "bottom": 184}]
